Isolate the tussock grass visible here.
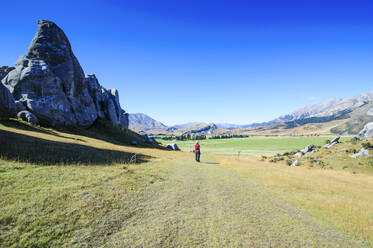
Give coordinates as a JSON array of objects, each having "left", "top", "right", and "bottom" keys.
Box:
[
  {"left": 218, "top": 155, "right": 373, "bottom": 246},
  {"left": 0, "top": 119, "right": 371, "bottom": 247}
]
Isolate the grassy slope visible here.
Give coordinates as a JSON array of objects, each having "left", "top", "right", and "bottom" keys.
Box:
[
  {"left": 1, "top": 120, "right": 372, "bottom": 247},
  {"left": 218, "top": 156, "right": 373, "bottom": 245},
  {"left": 171, "top": 136, "right": 350, "bottom": 157}
]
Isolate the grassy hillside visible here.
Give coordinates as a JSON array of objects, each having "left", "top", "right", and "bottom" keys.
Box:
[{"left": 0, "top": 120, "right": 372, "bottom": 247}]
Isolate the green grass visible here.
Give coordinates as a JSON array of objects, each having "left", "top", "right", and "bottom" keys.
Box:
[
  {"left": 0, "top": 120, "right": 371, "bottom": 247},
  {"left": 170, "top": 136, "right": 350, "bottom": 157}
]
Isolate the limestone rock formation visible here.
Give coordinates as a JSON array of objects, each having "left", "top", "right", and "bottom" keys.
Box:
[
  {"left": 359, "top": 122, "right": 373, "bottom": 140},
  {"left": 17, "top": 110, "right": 38, "bottom": 125},
  {"left": 350, "top": 148, "right": 370, "bottom": 158},
  {"left": 0, "top": 66, "right": 14, "bottom": 80},
  {"left": 1, "top": 20, "right": 128, "bottom": 128},
  {"left": 0, "top": 81, "right": 16, "bottom": 120},
  {"left": 167, "top": 144, "right": 180, "bottom": 151}
]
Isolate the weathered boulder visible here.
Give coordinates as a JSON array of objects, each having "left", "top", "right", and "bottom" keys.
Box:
[
  {"left": 0, "top": 82, "right": 17, "bottom": 120},
  {"left": 301, "top": 144, "right": 314, "bottom": 154},
  {"left": 324, "top": 141, "right": 338, "bottom": 149},
  {"left": 167, "top": 144, "right": 180, "bottom": 151},
  {"left": 2, "top": 20, "right": 129, "bottom": 129},
  {"left": 359, "top": 122, "right": 373, "bottom": 140},
  {"left": 367, "top": 108, "right": 373, "bottom": 116},
  {"left": 295, "top": 152, "right": 303, "bottom": 158},
  {"left": 350, "top": 148, "right": 370, "bottom": 158},
  {"left": 290, "top": 160, "right": 301, "bottom": 167},
  {"left": 330, "top": 136, "right": 340, "bottom": 144},
  {"left": 17, "top": 110, "right": 38, "bottom": 125}
]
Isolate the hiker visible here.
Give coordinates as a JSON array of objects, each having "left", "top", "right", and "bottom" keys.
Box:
[{"left": 195, "top": 140, "right": 201, "bottom": 162}]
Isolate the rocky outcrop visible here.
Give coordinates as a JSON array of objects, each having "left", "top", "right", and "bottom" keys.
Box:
[
  {"left": 17, "top": 110, "right": 38, "bottom": 125},
  {"left": 0, "top": 66, "right": 14, "bottom": 80},
  {"left": 167, "top": 144, "right": 180, "bottom": 151},
  {"left": 323, "top": 136, "right": 340, "bottom": 148},
  {"left": 1, "top": 20, "right": 128, "bottom": 129},
  {"left": 301, "top": 144, "right": 314, "bottom": 154},
  {"left": 350, "top": 148, "right": 370, "bottom": 158},
  {"left": 290, "top": 159, "right": 301, "bottom": 167},
  {"left": 359, "top": 122, "right": 373, "bottom": 140},
  {"left": 0, "top": 82, "right": 17, "bottom": 120}
]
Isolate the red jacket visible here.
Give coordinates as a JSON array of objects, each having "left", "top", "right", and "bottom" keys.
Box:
[{"left": 195, "top": 143, "right": 200, "bottom": 152}]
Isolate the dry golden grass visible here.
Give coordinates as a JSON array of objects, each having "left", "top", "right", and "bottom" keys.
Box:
[
  {"left": 217, "top": 155, "right": 373, "bottom": 245},
  {"left": 1, "top": 120, "right": 371, "bottom": 247}
]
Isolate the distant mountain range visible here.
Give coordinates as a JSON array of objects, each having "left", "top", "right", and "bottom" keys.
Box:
[
  {"left": 129, "top": 91, "right": 373, "bottom": 135},
  {"left": 128, "top": 113, "right": 167, "bottom": 131}
]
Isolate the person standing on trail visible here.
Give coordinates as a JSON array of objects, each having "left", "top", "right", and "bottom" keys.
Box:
[{"left": 195, "top": 140, "right": 201, "bottom": 162}]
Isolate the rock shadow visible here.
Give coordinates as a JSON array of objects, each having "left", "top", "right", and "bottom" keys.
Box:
[{"left": 0, "top": 129, "right": 151, "bottom": 165}]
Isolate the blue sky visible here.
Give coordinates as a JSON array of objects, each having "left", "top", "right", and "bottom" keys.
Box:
[{"left": 1, "top": 0, "right": 373, "bottom": 125}]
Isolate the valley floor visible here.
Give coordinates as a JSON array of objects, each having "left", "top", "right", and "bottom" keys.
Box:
[{"left": 0, "top": 121, "right": 372, "bottom": 247}]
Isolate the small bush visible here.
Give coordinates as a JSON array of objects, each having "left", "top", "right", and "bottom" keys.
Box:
[
  {"left": 286, "top": 160, "right": 293, "bottom": 166},
  {"left": 350, "top": 137, "right": 360, "bottom": 145},
  {"left": 325, "top": 139, "right": 331, "bottom": 145},
  {"left": 361, "top": 142, "right": 373, "bottom": 149}
]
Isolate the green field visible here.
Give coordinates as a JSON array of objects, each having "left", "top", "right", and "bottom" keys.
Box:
[{"left": 167, "top": 136, "right": 350, "bottom": 157}]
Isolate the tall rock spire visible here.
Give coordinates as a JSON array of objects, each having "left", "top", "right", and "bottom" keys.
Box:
[{"left": 1, "top": 20, "right": 128, "bottom": 129}]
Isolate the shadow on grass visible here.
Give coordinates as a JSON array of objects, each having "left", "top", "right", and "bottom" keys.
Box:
[
  {"left": 0, "top": 129, "right": 151, "bottom": 165},
  {"left": 1, "top": 119, "right": 168, "bottom": 150},
  {"left": 0, "top": 120, "right": 86, "bottom": 142},
  {"left": 204, "top": 162, "right": 220, "bottom": 165}
]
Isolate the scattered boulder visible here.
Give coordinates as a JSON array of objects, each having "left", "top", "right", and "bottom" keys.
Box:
[
  {"left": 167, "top": 144, "right": 180, "bottom": 151},
  {"left": 324, "top": 141, "right": 338, "bottom": 149},
  {"left": 301, "top": 144, "right": 314, "bottom": 154},
  {"left": 359, "top": 122, "right": 373, "bottom": 140},
  {"left": 324, "top": 136, "right": 340, "bottom": 149},
  {"left": 17, "top": 110, "right": 38, "bottom": 125},
  {"left": 290, "top": 160, "right": 301, "bottom": 167},
  {"left": 0, "top": 81, "right": 17, "bottom": 120},
  {"left": 367, "top": 108, "right": 373, "bottom": 116},
  {"left": 350, "top": 148, "right": 370, "bottom": 158},
  {"left": 295, "top": 152, "right": 303, "bottom": 158},
  {"left": 330, "top": 136, "right": 340, "bottom": 144},
  {"left": 1, "top": 20, "right": 128, "bottom": 129}
]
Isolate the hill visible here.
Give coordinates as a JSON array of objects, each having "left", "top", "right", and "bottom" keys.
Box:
[{"left": 128, "top": 113, "right": 167, "bottom": 131}]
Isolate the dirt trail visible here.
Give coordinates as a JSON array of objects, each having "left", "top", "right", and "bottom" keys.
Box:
[{"left": 96, "top": 155, "right": 366, "bottom": 248}]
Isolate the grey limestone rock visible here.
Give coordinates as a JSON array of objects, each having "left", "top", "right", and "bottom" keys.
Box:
[
  {"left": 290, "top": 159, "right": 301, "bottom": 167},
  {"left": 301, "top": 144, "right": 314, "bottom": 154},
  {"left": 350, "top": 148, "right": 370, "bottom": 158},
  {"left": 17, "top": 110, "right": 38, "bottom": 125},
  {"left": 167, "top": 144, "right": 180, "bottom": 151},
  {"left": 2, "top": 20, "right": 128, "bottom": 129},
  {"left": 359, "top": 122, "right": 373, "bottom": 140},
  {"left": 0, "top": 81, "right": 16, "bottom": 120}
]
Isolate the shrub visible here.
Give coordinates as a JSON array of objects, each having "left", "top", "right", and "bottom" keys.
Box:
[
  {"left": 286, "top": 160, "right": 293, "bottom": 166},
  {"left": 350, "top": 137, "right": 360, "bottom": 145},
  {"left": 325, "top": 139, "right": 331, "bottom": 145},
  {"left": 361, "top": 142, "right": 373, "bottom": 149}
]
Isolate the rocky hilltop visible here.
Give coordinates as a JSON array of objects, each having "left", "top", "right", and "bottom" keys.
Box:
[
  {"left": 128, "top": 113, "right": 167, "bottom": 131},
  {"left": 0, "top": 20, "right": 128, "bottom": 129}
]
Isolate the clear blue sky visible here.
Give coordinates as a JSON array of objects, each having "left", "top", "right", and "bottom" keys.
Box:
[{"left": 1, "top": 0, "right": 373, "bottom": 125}]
